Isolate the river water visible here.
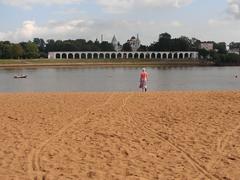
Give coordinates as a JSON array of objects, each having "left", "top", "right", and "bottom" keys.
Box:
[{"left": 0, "top": 66, "right": 239, "bottom": 92}]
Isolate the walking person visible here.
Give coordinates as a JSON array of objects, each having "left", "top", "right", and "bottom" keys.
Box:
[{"left": 139, "top": 68, "right": 148, "bottom": 92}]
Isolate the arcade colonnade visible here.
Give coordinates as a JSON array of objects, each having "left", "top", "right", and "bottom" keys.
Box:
[{"left": 48, "top": 51, "right": 198, "bottom": 60}]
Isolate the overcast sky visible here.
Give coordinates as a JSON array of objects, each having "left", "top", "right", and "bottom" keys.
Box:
[{"left": 0, "top": 0, "right": 240, "bottom": 45}]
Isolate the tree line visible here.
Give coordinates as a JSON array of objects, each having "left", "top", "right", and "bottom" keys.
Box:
[
  {"left": 0, "top": 41, "right": 39, "bottom": 59},
  {"left": 0, "top": 32, "right": 240, "bottom": 65},
  {"left": 0, "top": 38, "right": 115, "bottom": 59}
]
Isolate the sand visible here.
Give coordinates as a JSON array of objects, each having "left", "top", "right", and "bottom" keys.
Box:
[{"left": 0, "top": 91, "right": 240, "bottom": 180}]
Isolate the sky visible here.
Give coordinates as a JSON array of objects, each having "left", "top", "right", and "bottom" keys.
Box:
[{"left": 0, "top": 0, "right": 240, "bottom": 45}]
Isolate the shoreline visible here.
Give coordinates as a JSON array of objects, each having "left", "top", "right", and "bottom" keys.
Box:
[
  {"left": 0, "top": 89, "right": 239, "bottom": 94},
  {"left": 0, "top": 59, "right": 214, "bottom": 68},
  {"left": 1, "top": 90, "right": 239, "bottom": 94}
]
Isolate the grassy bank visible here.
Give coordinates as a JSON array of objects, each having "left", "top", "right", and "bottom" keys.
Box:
[{"left": 0, "top": 59, "right": 214, "bottom": 68}]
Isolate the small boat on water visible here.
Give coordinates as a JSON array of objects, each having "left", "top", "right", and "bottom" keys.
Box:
[{"left": 14, "top": 75, "right": 28, "bottom": 79}]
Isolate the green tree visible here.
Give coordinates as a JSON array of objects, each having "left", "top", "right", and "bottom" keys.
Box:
[
  {"left": 11, "top": 44, "right": 24, "bottom": 59},
  {"left": 229, "top": 42, "right": 240, "bottom": 50},
  {"left": 94, "top": 39, "right": 101, "bottom": 51},
  {"left": 191, "top": 38, "right": 201, "bottom": 50},
  {"left": 149, "top": 32, "right": 172, "bottom": 51},
  {"left": 23, "top": 42, "right": 40, "bottom": 58},
  {"left": 198, "top": 49, "right": 209, "bottom": 59},
  {"left": 33, "top": 38, "right": 45, "bottom": 51},
  {"left": 0, "top": 41, "right": 12, "bottom": 59},
  {"left": 137, "top": 45, "right": 148, "bottom": 51},
  {"left": 122, "top": 42, "right": 132, "bottom": 51},
  {"left": 178, "top": 36, "right": 192, "bottom": 51},
  {"left": 159, "top": 32, "right": 171, "bottom": 40},
  {"left": 214, "top": 42, "right": 227, "bottom": 54},
  {"left": 99, "top": 41, "right": 114, "bottom": 51}
]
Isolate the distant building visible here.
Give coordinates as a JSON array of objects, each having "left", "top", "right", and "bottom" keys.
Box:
[
  {"left": 200, "top": 41, "right": 214, "bottom": 51},
  {"left": 127, "top": 34, "right": 141, "bottom": 51},
  {"left": 228, "top": 48, "right": 240, "bottom": 55},
  {"left": 111, "top": 35, "right": 122, "bottom": 52},
  {"left": 228, "top": 42, "right": 240, "bottom": 55}
]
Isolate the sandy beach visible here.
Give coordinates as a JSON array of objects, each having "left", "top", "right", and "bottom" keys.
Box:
[{"left": 0, "top": 91, "right": 240, "bottom": 179}]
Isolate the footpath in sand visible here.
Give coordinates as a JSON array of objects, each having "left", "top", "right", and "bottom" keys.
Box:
[{"left": 0, "top": 92, "right": 240, "bottom": 180}]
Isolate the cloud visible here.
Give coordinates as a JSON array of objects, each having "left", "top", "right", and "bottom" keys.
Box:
[
  {"left": 2, "top": 15, "right": 240, "bottom": 46},
  {"left": 227, "top": 0, "right": 240, "bottom": 19},
  {"left": 96, "top": 0, "right": 193, "bottom": 13},
  {"left": 208, "top": 19, "right": 228, "bottom": 26},
  {"left": 0, "top": 19, "right": 94, "bottom": 42},
  {"left": 193, "top": 15, "right": 240, "bottom": 43},
  {"left": 2, "top": 16, "right": 239, "bottom": 45},
  {"left": 0, "top": 21, "right": 44, "bottom": 41},
  {"left": 0, "top": 18, "right": 190, "bottom": 44},
  {"left": 53, "top": 8, "right": 86, "bottom": 16},
  {"left": 171, "top": 21, "right": 183, "bottom": 27},
  {"left": 0, "top": 0, "right": 82, "bottom": 9},
  {"left": 0, "top": 0, "right": 193, "bottom": 12}
]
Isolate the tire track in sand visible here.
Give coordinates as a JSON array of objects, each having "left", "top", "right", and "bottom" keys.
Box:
[
  {"left": 217, "top": 122, "right": 240, "bottom": 154},
  {"left": 197, "top": 121, "right": 240, "bottom": 179},
  {"left": 121, "top": 95, "right": 220, "bottom": 180},
  {"left": 27, "top": 94, "right": 114, "bottom": 180}
]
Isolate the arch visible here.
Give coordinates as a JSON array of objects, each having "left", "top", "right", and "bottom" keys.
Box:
[
  {"left": 56, "top": 53, "right": 61, "bottom": 59},
  {"left": 162, "top": 53, "right": 167, "bottom": 59},
  {"left": 117, "top": 53, "right": 122, "bottom": 59},
  {"left": 68, "top": 53, "right": 73, "bottom": 59},
  {"left": 190, "top": 53, "right": 194, "bottom": 59},
  {"left": 179, "top": 53, "right": 183, "bottom": 59},
  {"left": 105, "top": 53, "right": 110, "bottom": 59},
  {"left": 74, "top": 53, "right": 80, "bottom": 59},
  {"left": 50, "top": 51, "right": 199, "bottom": 60},
  {"left": 173, "top": 53, "right": 178, "bottom": 59},
  {"left": 134, "top": 53, "right": 139, "bottom": 59},
  {"left": 128, "top": 53, "right": 133, "bottom": 59},
  {"left": 168, "top": 53, "right": 172, "bottom": 59},
  {"left": 99, "top": 53, "right": 104, "bottom": 59},
  {"left": 145, "top": 53, "right": 150, "bottom": 59},
  {"left": 62, "top": 53, "right": 67, "bottom": 59},
  {"left": 93, "top": 53, "right": 98, "bottom": 59},
  {"left": 111, "top": 53, "right": 116, "bottom": 59},
  {"left": 151, "top": 53, "right": 156, "bottom": 59},
  {"left": 87, "top": 53, "right": 92, "bottom": 59},
  {"left": 81, "top": 53, "right": 86, "bottom": 59}
]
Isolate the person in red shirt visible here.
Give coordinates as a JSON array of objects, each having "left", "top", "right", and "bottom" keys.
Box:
[{"left": 139, "top": 68, "right": 148, "bottom": 92}]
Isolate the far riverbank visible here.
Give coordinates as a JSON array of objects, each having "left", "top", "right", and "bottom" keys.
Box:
[{"left": 0, "top": 59, "right": 214, "bottom": 68}]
